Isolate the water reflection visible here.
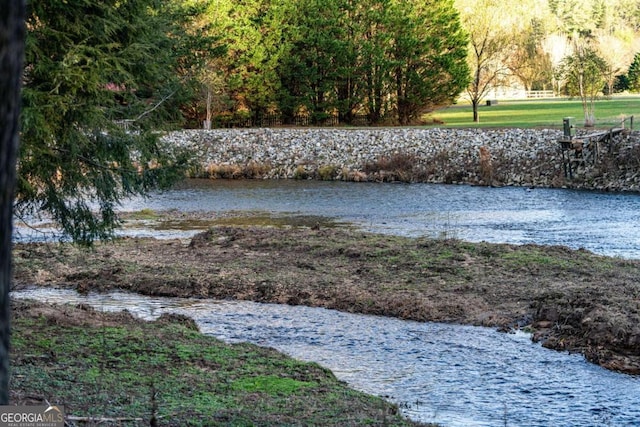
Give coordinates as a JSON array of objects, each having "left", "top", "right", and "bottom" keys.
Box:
[{"left": 12, "top": 288, "right": 640, "bottom": 427}]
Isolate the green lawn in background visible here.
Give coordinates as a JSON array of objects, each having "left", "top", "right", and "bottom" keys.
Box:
[{"left": 425, "top": 96, "right": 640, "bottom": 129}]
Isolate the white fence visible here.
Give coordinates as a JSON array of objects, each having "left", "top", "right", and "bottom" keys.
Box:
[{"left": 525, "top": 90, "right": 556, "bottom": 98}]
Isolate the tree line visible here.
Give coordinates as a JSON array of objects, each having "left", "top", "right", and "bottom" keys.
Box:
[
  {"left": 20, "top": 0, "right": 640, "bottom": 132},
  {"left": 3, "top": 0, "right": 640, "bottom": 403},
  {"left": 203, "top": 0, "right": 469, "bottom": 127},
  {"left": 206, "top": 0, "right": 640, "bottom": 126},
  {"left": 14, "top": 0, "right": 640, "bottom": 241}
]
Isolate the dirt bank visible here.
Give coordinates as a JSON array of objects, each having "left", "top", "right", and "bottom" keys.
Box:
[{"left": 12, "top": 218, "right": 640, "bottom": 375}]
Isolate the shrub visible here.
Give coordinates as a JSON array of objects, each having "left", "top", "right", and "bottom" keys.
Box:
[
  {"left": 317, "top": 165, "right": 338, "bottom": 181},
  {"left": 293, "top": 165, "right": 310, "bottom": 180},
  {"left": 363, "top": 152, "right": 420, "bottom": 182}
]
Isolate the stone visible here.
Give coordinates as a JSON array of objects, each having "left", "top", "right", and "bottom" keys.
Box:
[{"left": 164, "top": 128, "right": 640, "bottom": 191}]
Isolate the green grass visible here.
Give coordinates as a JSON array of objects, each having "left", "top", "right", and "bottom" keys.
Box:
[
  {"left": 425, "top": 96, "right": 640, "bottom": 129},
  {"left": 500, "top": 250, "right": 572, "bottom": 269},
  {"left": 11, "top": 305, "right": 426, "bottom": 426},
  {"left": 232, "top": 375, "right": 316, "bottom": 395},
  {"left": 127, "top": 208, "right": 159, "bottom": 220}
]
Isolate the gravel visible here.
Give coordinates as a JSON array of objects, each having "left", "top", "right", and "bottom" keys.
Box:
[{"left": 163, "top": 127, "right": 640, "bottom": 192}]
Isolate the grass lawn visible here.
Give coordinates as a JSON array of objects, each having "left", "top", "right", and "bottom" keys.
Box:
[
  {"left": 425, "top": 96, "right": 640, "bottom": 129},
  {"left": 11, "top": 301, "right": 426, "bottom": 426}
]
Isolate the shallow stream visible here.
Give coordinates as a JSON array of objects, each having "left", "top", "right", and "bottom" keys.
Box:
[
  {"left": 12, "top": 288, "right": 640, "bottom": 427},
  {"left": 16, "top": 180, "right": 640, "bottom": 259},
  {"left": 118, "top": 180, "right": 640, "bottom": 259},
  {"left": 13, "top": 181, "right": 640, "bottom": 425}
]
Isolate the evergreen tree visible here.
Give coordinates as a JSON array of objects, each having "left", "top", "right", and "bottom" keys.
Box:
[
  {"left": 205, "top": 0, "right": 287, "bottom": 121},
  {"left": 359, "top": 0, "right": 394, "bottom": 123},
  {"left": 277, "top": 0, "right": 469, "bottom": 125},
  {"left": 391, "top": 0, "right": 470, "bottom": 125},
  {"left": 277, "top": 0, "right": 354, "bottom": 124},
  {"left": 334, "top": 0, "right": 364, "bottom": 123},
  {"left": 19, "top": 0, "right": 210, "bottom": 244},
  {"left": 614, "top": 73, "right": 630, "bottom": 93},
  {"left": 627, "top": 52, "right": 640, "bottom": 92}
]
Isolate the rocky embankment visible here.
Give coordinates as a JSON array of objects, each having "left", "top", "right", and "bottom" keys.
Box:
[{"left": 164, "top": 127, "right": 640, "bottom": 191}]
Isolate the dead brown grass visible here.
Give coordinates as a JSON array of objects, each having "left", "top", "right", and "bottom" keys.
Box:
[{"left": 12, "top": 223, "right": 640, "bottom": 375}]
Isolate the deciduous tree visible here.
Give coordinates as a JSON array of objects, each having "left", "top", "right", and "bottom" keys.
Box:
[
  {"left": 557, "top": 43, "right": 609, "bottom": 126},
  {"left": 594, "top": 33, "right": 636, "bottom": 95},
  {"left": 457, "top": 0, "right": 512, "bottom": 122},
  {"left": 507, "top": 18, "right": 554, "bottom": 91}
]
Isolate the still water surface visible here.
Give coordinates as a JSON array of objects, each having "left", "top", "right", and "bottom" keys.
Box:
[
  {"left": 119, "top": 180, "right": 640, "bottom": 258},
  {"left": 11, "top": 288, "right": 640, "bottom": 427}
]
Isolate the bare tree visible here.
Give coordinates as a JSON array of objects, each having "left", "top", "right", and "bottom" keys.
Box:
[
  {"left": 557, "top": 41, "right": 608, "bottom": 127},
  {"left": 594, "top": 33, "right": 639, "bottom": 95},
  {"left": 0, "top": 0, "right": 26, "bottom": 404},
  {"left": 457, "top": 0, "right": 512, "bottom": 122},
  {"left": 506, "top": 19, "right": 554, "bottom": 92}
]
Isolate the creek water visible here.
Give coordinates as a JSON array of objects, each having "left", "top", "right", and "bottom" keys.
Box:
[
  {"left": 113, "top": 179, "right": 640, "bottom": 259},
  {"left": 11, "top": 288, "right": 640, "bottom": 427},
  {"left": 13, "top": 181, "right": 640, "bottom": 425},
  {"left": 16, "top": 180, "right": 640, "bottom": 258}
]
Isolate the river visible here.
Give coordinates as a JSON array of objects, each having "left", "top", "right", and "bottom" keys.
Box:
[
  {"left": 11, "top": 288, "right": 640, "bottom": 427},
  {"left": 13, "top": 180, "right": 640, "bottom": 425},
  {"left": 17, "top": 180, "right": 640, "bottom": 258},
  {"left": 115, "top": 179, "right": 640, "bottom": 259}
]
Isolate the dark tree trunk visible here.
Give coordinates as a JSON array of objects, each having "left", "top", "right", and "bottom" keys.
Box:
[
  {"left": 0, "top": 0, "right": 26, "bottom": 404},
  {"left": 472, "top": 99, "right": 480, "bottom": 123}
]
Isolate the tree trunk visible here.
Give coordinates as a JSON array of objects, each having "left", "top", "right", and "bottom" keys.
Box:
[
  {"left": 472, "top": 99, "right": 480, "bottom": 123},
  {"left": 0, "top": 0, "right": 26, "bottom": 404}
]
